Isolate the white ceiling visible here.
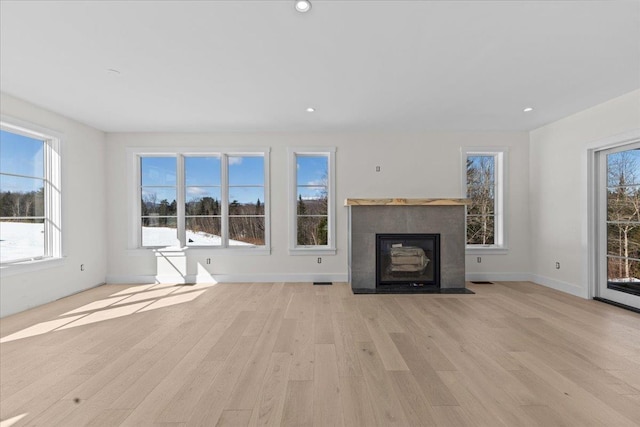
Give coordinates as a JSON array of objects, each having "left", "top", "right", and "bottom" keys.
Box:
[{"left": 1, "top": 0, "right": 639, "bottom": 133}]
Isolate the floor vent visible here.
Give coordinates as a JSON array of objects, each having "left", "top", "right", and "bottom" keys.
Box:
[
  {"left": 313, "top": 282, "right": 333, "bottom": 285},
  {"left": 471, "top": 281, "right": 494, "bottom": 284}
]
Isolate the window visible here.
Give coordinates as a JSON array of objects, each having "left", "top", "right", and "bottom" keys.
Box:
[
  {"left": 1, "top": 120, "right": 61, "bottom": 264},
  {"left": 601, "top": 144, "right": 640, "bottom": 299},
  {"left": 141, "top": 157, "right": 178, "bottom": 247},
  {"left": 462, "top": 148, "right": 507, "bottom": 251},
  {"left": 133, "top": 149, "right": 269, "bottom": 250},
  {"left": 289, "top": 148, "right": 336, "bottom": 254},
  {"left": 185, "top": 156, "right": 221, "bottom": 246}
]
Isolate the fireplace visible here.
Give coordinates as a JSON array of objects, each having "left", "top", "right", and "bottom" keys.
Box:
[
  {"left": 376, "top": 233, "right": 440, "bottom": 292},
  {"left": 346, "top": 198, "right": 471, "bottom": 294}
]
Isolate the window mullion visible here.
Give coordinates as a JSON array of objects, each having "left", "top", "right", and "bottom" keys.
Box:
[
  {"left": 177, "top": 155, "right": 186, "bottom": 247},
  {"left": 221, "top": 154, "right": 229, "bottom": 247},
  {"left": 43, "top": 139, "right": 51, "bottom": 258}
]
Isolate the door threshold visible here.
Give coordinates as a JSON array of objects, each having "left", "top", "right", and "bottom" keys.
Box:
[{"left": 593, "top": 297, "right": 640, "bottom": 314}]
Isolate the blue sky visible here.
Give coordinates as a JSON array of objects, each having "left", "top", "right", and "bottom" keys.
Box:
[
  {"left": 141, "top": 156, "right": 267, "bottom": 207},
  {"left": 297, "top": 156, "right": 328, "bottom": 200},
  {"left": 607, "top": 149, "right": 640, "bottom": 187},
  {"left": 139, "top": 155, "right": 328, "bottom": 207},
  {"left": 0, "top": 130, "right": 45, "bottom": 193}
]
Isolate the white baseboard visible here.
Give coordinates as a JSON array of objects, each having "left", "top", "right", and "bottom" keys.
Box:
[
  {"left": 106, "top": 271, "right": 587, "bottom": 299},
  {"left": 465, "top": 272, "right": 532, "bottom": 282},
  {"left": 465, "top": 272, "right": 588, "bottom": 299},
  {"left": 106, "top": 273, "right": 348, "bottom": 285},
  {"left": 528, "top": 274, "right": 588, "bottom": 299}
]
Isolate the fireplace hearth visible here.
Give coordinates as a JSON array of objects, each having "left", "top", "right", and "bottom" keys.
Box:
[{"left": 376, "top": 233, "right": 440, "bottom": 292}]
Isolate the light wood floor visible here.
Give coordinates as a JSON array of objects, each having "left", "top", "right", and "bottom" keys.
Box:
[{"left": 1, "top": 281, "right": 640, "bottom": 426}]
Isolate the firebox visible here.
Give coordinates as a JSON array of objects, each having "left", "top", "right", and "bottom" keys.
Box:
[{"left": 376, "top": 233, "right": 440, "bottom": 292}]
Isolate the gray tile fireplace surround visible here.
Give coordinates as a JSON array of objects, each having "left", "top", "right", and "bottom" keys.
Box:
[{"left": 346, "top": 199, "right": 468, "bottom": 293}]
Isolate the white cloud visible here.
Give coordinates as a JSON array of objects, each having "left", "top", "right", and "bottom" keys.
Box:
[
  {"left": 228, "top": 157, "right": 243, "bottom": 166},
  {"left": 186, "top": 187, "right": 209, "bottom": 197}
]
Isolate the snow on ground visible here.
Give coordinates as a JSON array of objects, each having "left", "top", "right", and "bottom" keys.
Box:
[
  {"left": 143, "top": 226, "right": 254, "bottom": 247},
  {"left": 0, "top": 222, "right": 255, "bottom": 262},
  {"left": 0, "top": 221, "right": 45, "bottom": 262}
]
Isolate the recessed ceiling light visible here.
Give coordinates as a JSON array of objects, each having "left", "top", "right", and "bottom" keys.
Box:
[
  {"left": 306, "top": 107, "right": 315, "bottom": 113},
  {"left": 523, "top": 107, "right": 534, "bottom": 112},
  {"left": 295, "top": 0, "right": 312, "bottom": 13}
]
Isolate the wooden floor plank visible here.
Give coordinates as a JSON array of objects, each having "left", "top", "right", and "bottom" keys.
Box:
[
  {"left": 248, "top": 352, "right": 292, "bottom": 426},
  {"left": 281, "top": 380, "right": 313, "bottom": 427},
  {"left": 313, "top": 344, "right": 342, "bottom": 426}
]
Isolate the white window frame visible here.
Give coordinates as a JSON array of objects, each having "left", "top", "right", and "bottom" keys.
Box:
[
  {"left": 461, "top": 147, "right": 508, "bottom": 254},
  {"left": 0, "top": 116, "right": 63, "bottom": 272},
  {"left": 127, "top": 147, "right": 270, "bottom": 254},
  {"left": 288, "top": 147, "right": 336, "bottom": 255}
]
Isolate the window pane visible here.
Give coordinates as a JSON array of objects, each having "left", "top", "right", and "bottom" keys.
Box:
[
  {"left": 607, "top": 149, "right": 640, "bottom": 187},
  {"left": 186, "top": 217, "right": 222, "bottom": 246},
  {"left": 186, "top": 188, "right": 221, "bottom": 215},
  {"left": 296, "top": 188, "right": 327, "bottom": 216},
  {"left": 607, "top": 257, "right": 640, "bottom": 282},
  {"left": 140, "top": 157, "right": 176, "bottom": 186},
  {"left": 0, "top": 218, "right": 45, "bottom": 262},
  {"left": 141, "top": 217, "right": 178, "bottom": 247},
  {"left": 141, "top": 188, "right": 177, "bottom": 216},
  {"left": 297, "top": 156, "right": 328, "bottom": 186},
  {"left": 229, "top": 216, "right": 264, "bottom": 246},
  {"left": 228, "top": 156, "right": 264, "bottom": 186},
  {"left": 466, "top": 156, "right": 495, "bottom": 186},
  {"left": 0, "top": 176, "right": 45, "bottom": 217},
  {"left": 607, "top": 185, "right": 640, "bottom": 222},
  {"left": 297, "top": 216, "right": 328, "bottom": 246},
  {"left": 185, "top": 156, "right": 221, "bottom": 186},
  {"left": 0, "top": 130, "right": 44, "bottom": 178},
  {"left": 467, "top": 196, "right": 495, "bottom": 215},
  {"left": 467, "top": 154, "right": 496, "bottom": 245},
  {"left": 229, "top": 187, "right": 265, "bottom": 215},
  {"left": 466, "top": 215, "right": 495, "bottom": 245},
  {"left": 606, "top": 222, "right": 640, "bottom": 259}
]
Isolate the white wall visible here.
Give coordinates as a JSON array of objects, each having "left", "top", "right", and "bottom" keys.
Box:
[
  {"left": 529, "top": 90, "right": 640, "bottom": 298},
  {"left": 0, "top": 93, "right": 108, "bottom": 317},
  {"left": 106, "top": 132, "right": 530, "bottom": 284}
]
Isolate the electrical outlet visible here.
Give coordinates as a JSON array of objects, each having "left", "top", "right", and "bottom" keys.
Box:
[
  {"left": 80, "top": 264, "right": 84, "bottom": 271},
  {"left": 317, "top": 257, "right": 322, "bottom": 264},
  {"left": 206, "top": 258, "right": 211, "bottom": 265},
  {"left": 375, "top": 166, "right": 381, "bottom": 172},
  {"left": 555, "top": 262, "right": 560, "bottom": 269},
  {"left": 477, "top": 257, "right": 481, "bottom": 263}
]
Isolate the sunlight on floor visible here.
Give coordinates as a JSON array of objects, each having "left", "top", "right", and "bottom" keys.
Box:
[
  {"left": 0, "top": 413, "right": 28, "bottom": 427},
  {"left": 0, "top": 283, "right": 216, "bottom": 343}
]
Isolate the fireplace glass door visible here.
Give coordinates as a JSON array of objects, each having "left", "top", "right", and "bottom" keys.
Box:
[{"left": 376, "top": 233, "right": 440, "bottom": 289}]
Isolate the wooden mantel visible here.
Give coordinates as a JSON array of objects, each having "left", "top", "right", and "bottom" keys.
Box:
[{"left": 345, "top": 198, "right": 470, "bottom": 206}]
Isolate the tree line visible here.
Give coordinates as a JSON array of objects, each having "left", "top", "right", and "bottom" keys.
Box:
[
  {"left": 297, "top": 195, "right": 328, "bottom": 246},
  {"left": 0, "top": 189, "right": 44, "bottom": 218},
  {"left": 141, "top": 195, "right": 265, "bottom": 245}
]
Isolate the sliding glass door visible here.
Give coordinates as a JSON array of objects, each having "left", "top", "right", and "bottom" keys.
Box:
[{"left": 596, "top": 142, "right": 640, "bottom": 309}]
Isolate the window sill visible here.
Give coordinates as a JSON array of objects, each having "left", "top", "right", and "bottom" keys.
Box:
[
  {"left": 0, "top": 257, "right": 65, "bottom": 277},
  {"left": 289, "top": 248, "right": 337, "bottom": 256},
  {"left": 465, "top": 246, "right": 508, "bottom": 255}
]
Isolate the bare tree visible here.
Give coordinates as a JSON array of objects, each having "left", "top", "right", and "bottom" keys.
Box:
[
  {"left": 466, "top": 157, "right": 495, "bottom": 245},
  {"left": 607, "top": 150, "right": 640, "bottom": 280}
]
